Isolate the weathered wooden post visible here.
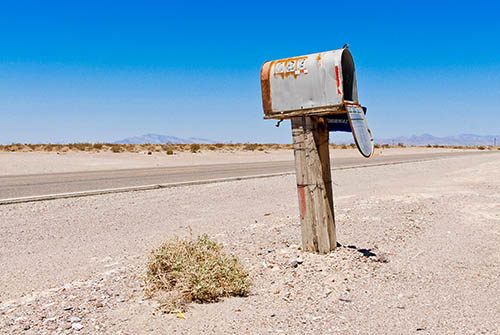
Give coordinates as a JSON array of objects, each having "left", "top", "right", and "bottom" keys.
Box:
[
  {"left": 260, "top": 47, "right": 374, "bottom": 254},
  {"left": 291, "top": 116, "right": 336, "bottom": 253}
]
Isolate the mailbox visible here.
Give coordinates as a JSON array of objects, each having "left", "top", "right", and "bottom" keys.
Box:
[{"left": 260, "top": 47, "right": 374, "bottom": 157}]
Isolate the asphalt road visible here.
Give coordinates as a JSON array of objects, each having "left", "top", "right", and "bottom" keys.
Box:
[{"left": 0, "top": 151, "right": 493, "bottom": 200}]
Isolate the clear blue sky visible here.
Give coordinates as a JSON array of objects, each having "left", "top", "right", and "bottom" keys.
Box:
[{"left": 1, "top": 1, "right": 499, "bottom": 144}]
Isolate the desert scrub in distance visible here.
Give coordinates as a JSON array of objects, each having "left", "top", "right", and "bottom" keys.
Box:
[
  {"left": 145, "top": 234, "right": 251, "bottom": 313},
  {"left": 190, "top": 143, "right": 201, "bottom": 153}
]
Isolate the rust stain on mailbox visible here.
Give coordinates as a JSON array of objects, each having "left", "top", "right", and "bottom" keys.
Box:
[{"left": 261, "top": 48, "right": 358, "bottom": 119}]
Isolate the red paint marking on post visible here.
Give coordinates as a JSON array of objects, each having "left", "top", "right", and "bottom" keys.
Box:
[
  {"left": 298, "top": 186, "right": 306, "bottom": 219},
  {"left": 335, "top": 65, "right": 342, "bottom": 95}
]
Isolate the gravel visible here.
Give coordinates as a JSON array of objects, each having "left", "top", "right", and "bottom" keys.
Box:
[{"left": 1, "top": 152, "right": 499, "bottom": 334}]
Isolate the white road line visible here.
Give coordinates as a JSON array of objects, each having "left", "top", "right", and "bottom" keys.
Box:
[
  {"left": 0, "top": 157, "right": 440, "bottom": 205},
  {"left": 0, "top": 172, "right": 292, "bottom": 205}
]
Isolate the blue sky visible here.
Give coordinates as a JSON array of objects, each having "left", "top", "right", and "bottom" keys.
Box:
[{"left": 1, "top": 1, "right": 499, "bottom": 144}]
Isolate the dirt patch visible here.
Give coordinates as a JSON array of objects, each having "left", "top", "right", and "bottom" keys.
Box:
[{"left": 1, "top": 153, "right": 499, "bottom": 334}]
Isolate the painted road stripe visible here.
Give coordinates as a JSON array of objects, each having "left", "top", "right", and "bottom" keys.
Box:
[{"left": 0, "top": 157, "right": 447, "bottom": 205}]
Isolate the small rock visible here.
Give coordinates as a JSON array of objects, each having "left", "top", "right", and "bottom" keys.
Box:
[
  {"left": 96, "top": 302, "right": 104, "bottom": 308},
  {"left": 72, "top": 323, "right": 84, "bottom": 330},
  {"left": 23, "top": 325, "right": 30, "bottom": 330},
  {"left": 291, "top": 261, "right": 299, "bottom": 268},
  {"left": 376, "top": 253, "right": 389, "bottom": 263},
  {"left": 296, "top": 257, "right": 304, "bottom": 264},
  {"left": 42, "top": 302, "right": 56, "bottom": 309},
  {"left": 63, "top": 306, "right": 73, "bottom": 311},
  {"left": 14, "top": 316, "right": 26, "bottom": 323},
  {"left": 70, "top": 316, "right": 81, "bottom": 323}
]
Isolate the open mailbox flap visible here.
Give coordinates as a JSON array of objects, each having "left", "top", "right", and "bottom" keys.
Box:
[
  {"left": 345, "top": 103, "right": 374, "bottom": 158},
  {"left": 328, "top": 104, "right": 374, "bottom": 158}
]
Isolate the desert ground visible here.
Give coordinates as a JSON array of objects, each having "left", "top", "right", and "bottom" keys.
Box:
[{"left": 0, "top": 148, "right": 499, "bottom": 334}]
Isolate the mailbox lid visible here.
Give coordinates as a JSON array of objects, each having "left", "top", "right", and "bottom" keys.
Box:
[{"left": 261, "top": 48, "right": 358, "bottom": 118}]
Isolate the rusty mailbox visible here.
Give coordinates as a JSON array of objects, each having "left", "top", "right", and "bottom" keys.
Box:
[
  {"left": 260, "top": 47, "right": 374, "bottom": 157},
  {"left": 260, "top": 47, "right": 374, "bottom": 253}
]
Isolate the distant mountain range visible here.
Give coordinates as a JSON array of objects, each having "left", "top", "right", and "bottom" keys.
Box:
[
  {"left": 112, "top": 133, "right": 499, "bottom": 146},
  {"left": 375, "top": 134, "right": 499, "bottom": 146},
  {"left": 114, "top": 134, "right": 216, "bottom": 144}
]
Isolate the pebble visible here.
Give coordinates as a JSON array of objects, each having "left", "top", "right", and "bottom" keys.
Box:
[
  {"left": 42, "top": 302, "right": 55, "bottom": 309},
  {"left": 72, "top": 323, "right": 84, "bottom": 330},
  {"left": 70, "top": 316, "right": 81, "bottom": 323},
  {"left": 376, "top": 253, "right": 389, "bottom": 263},
  {"left": 291, "top": 261, "right": 299, "bottom": 268}
]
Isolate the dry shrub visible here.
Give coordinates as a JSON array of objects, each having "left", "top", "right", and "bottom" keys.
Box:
[
  {"left": 243, "top": 143, "right": 259, "bottom": 151},
  {"left": 68, "top": 143, "right": 91, "bottom": 151},
  {"left": 43, "top": 144, "right": 56, "bottom": 152},
  {"left": 166, "top": 150, "right": 174, "bottom": 155},
  {"left": 145, "top": 234, "right": 251, "bottom": 313},
  {"left": 4, "top": 143, "right": 24, "bottom": 152},
  {"left": 478, "top": 146, "right": 486, "bottom": 150},
  {"left": 190, "top": 143, "right": 200, "bottom": 153},
  {"left": 162, "top": 143, "right": 175, "bottom": 152},
  {"left": 110, "top": 144, "right": 123, "bottom": 153},
  {"left": 215, "top": 143, "right": 224, "bottom": 148}
]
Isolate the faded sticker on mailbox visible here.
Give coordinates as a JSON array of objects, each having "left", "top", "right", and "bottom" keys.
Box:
[
  {"left": 275, "top": 62, "right": 285, "bottom": 74},
  {"left": 286, "top": 60, "right": 296, "bottom": 73}
]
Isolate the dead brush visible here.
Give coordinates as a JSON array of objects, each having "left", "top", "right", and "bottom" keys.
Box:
[
  {"left": 190, "top": 143, "right": 201, "bottom": 153},
  {"left": 242, "top": 143, "right": 259, "bottom": 151},
  {"left": 145, "top": 234, "right": 251, "bottom": 313}
]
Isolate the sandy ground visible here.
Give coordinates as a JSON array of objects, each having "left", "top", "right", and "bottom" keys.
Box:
[
  {"left": 0, "top": 147, "right": 475, "bottom": 176},
  {"left": 0, "top": 152, "right": 499, "bottom": 334}
]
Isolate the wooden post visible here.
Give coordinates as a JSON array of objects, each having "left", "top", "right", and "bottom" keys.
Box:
[{"left": 291, "top": 116, "right": 336, "bottom": 254}]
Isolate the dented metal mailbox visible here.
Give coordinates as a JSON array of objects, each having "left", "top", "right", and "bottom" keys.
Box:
[
  {"left": 260, "top": 47, "right": 374, "bottom": 158},
  {"left": 261, "top": 48, "right": 358, "bottom": 118}
]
